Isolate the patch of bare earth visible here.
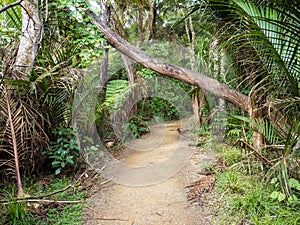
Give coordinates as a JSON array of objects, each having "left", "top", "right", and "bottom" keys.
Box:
[{"left": 84, "top": 121, "right": 214, "bottom": 225}]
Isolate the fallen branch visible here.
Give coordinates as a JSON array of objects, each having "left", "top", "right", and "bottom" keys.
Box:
[
  {"left": 0, "top": 0, "right": 23, "bottom": 13},
  {"left": 0, "top": 199, "right": 82, "bottom": 205},
  {"left": 0, "top": 170, "right": 91, "bottom": 204},
  {"left": 87, "top": 206, "right": 102, "bottom": 214},
  {"left": 35, "top": 184, "right": 73, "bottom": 199}
]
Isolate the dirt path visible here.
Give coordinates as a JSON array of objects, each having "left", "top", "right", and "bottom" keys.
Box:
[{"left": 84, "top": 121, "right": 212, "bottom": 225}]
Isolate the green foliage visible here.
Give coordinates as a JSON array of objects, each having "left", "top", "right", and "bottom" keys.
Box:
[
  {"left": 1, "top": 201, "right": 37, "bottom": 225},
  {"left": 0, "top": 187, "right": 38, "bottom": 225},
  {"left": 43, "top": 177, "right": 85, "bottom": 225},
  {"left": 128, "top": 115, "right": 149, "bottom": 138},
  {"left": 42, "top": 0, "right": 105, "bottom": 68},
  {"left": 197, "top": 124, "right": 212, "bottom": 138},
  {"left": 226, "top": 114, "right": 253, "bottom": 145},
  {"left": 43, "top": 125, "right": 80, "bottom": 175},
  {"left": 47, "top": 204, "right": 83, "bottom": 225},
  {"left": 218, "top": 145, "right": 243, "bottom": 167},
  {"left": 215, "top": 174, "right": 300, "bottom": 225},
  {"left": 270, "top": 177, "right": 300, "bottom": 204},
  {"left": 211, "top": 145, "right": 300, "bottom": 225},
  {"left": 226, "top": 114, "right": 300, "bottom": 200},
  {"left": 136, "top": 69, "right": 191, "bottom": 121},
  {"left": 137, "top": 97, "right": 180, "bottom": 121},
  {"left": 104, "top": 79, "right": 129, "bottom": 110},
  {"left": 0, "top": 176, "right": 86, "bottom": 224},
  {"left": 0, "top": 0, "right": 22, "bottom": 46}
]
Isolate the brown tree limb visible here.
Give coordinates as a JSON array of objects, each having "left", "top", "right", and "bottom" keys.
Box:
[
  {"left": 0, "top": 171, "right": 91, "bottom": 204},
  {"left": 0, "top": 0, "right": 23, "bottom": 13},
  {"left": 87, "top": 11, "right": 251, "bottom": 112},
  {"left": 34, "top": 184, "right": 73, "bottom": 199}
]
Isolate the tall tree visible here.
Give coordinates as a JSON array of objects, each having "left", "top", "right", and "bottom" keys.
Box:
[{"left": 14, "top": 0, "right": 43, "bottom": 76}]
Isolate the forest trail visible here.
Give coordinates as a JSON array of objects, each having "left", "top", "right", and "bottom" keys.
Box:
[{"left": 84, "top": 121, "right": 212, "bottom": 225}]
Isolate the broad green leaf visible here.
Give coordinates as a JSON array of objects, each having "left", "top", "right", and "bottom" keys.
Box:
[
  {"left": 55, "top": 168, "right": 62, "bottom": 175},
  {"left": 277, "top": 192, "right": 286, "bottom": 202},
  {"left": 270, "top": 191, "right": 279, "bottom": 199},
  {"left": 289, "top": 178, "right": 300, "bottom": 191}
]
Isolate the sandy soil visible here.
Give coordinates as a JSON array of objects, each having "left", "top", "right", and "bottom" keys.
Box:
[{"left": 84, "top": 121, "right": 213, "bottom": 225}]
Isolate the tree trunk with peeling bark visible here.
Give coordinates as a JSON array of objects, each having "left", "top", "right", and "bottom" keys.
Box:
[
  {"left": 15, "top": 0, "right": 43, "bottom": 76},
  {"left": 87, "top": 11, "right": 250, "bottom": 113}
]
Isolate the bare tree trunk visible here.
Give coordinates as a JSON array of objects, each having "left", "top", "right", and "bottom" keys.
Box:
[
  {"left": 88, "top": 11, "right": 250, "bottom": 112},
  {"left": 250, "top": 99, "right": 264, "bottom": 149},
  {"left": 185, "top": 15, "right": 201, "bottom": 126},
  {"left": 99, "top": 1, "right": 110, "bottom": 89},
  {"left": 15, "top": 0, "right": 43, "bottom": 76},
  {"left": 151, "top": 0, "right": 157, "bottom": 39},
  {"left": 97, "top": 1, "right": 111, "bottom": 140},
  {"left": 137, "top": 4, "right": 143, "bottom": 47},
  {"left": 120, "top": 54, "right": 137, "bottom": 114},
  {"left": 144, "top": 0, "right": 156, "bottom": 41},
  {"left": 189, "top": 16, "right": 196, "bottom": 70},
  {"left": 110, "top": 5, "right": 137, "bottom": 114}
]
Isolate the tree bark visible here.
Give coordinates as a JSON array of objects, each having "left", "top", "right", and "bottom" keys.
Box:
[
  {"left": 144, "top": 0, "right": 156, "bottom": 41},
  {"left": 15, "top": 0, "right": 43, "bottom": 76},
  {"left": 110, "top": 5, "right": 137, "bottom": 114},
  {"left": 99, "top": 1, "right": 110, "bottom": 88},
  {"left": 88, "top": 11, "right": 250, "bottom": 112},
  {"left": 137, "top": 4, "right": 144, "bottom": 47},
  {"left": 185, "top": 15, "right": 201, "bottom": 126}
]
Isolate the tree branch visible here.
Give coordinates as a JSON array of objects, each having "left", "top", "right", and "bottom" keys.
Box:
[
  {"left": 0, "top": 0, "right": 23, "bottom": 13},
  {"left": 240, "top": 139, "right": 274, "bottom": 167},
  {"left": 0, "top": 199, "right": 82, "bottom": 205},
  {"left": 87, "top": 11, "right": 251, "bottom": 112}
]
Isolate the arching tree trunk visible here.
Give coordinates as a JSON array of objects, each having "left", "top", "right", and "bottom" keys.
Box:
[
  {"left": 15, "top": 0, "right": 43, "bottom": 77},
  {"left": 88, "top": 10, "right": 250, "bottom": 112}
]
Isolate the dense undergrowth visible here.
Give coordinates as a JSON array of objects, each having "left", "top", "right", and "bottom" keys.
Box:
[
  {"left": 0, "top": 175, "right": 92, "bottom": 225},
  {"left": 207, "top": 145, "right": 300, "bottom": 225}
]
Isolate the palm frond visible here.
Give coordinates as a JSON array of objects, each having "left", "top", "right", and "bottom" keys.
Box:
[
  {"left": 0, "top": 85, "right": 49, "bottom": 181},
  {"left": 233, "top": 0, "right": 299, "bottom": 96},
  {"left": 0, "top": 0, "right": 22, "bottom": 30}
]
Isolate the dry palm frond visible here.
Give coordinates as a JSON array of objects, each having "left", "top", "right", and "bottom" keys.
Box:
[
  {"left": 0, "top": 85, "right": 49, "bottom": 183},
  {"left": 186, "top": 174, "right": 216, "bottom": 204}
]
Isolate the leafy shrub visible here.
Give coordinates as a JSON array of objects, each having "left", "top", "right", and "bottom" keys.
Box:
[
  {"left": 43, "top": 125, "right": 80, "bottom": 175},
  {"left": 128, "top": 115, "right": 149, "bottom": 139}
]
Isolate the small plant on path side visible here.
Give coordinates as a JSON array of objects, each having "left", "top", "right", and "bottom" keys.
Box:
[{"left": 43, "top": 125, "right": 80, "bottom": 175}]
